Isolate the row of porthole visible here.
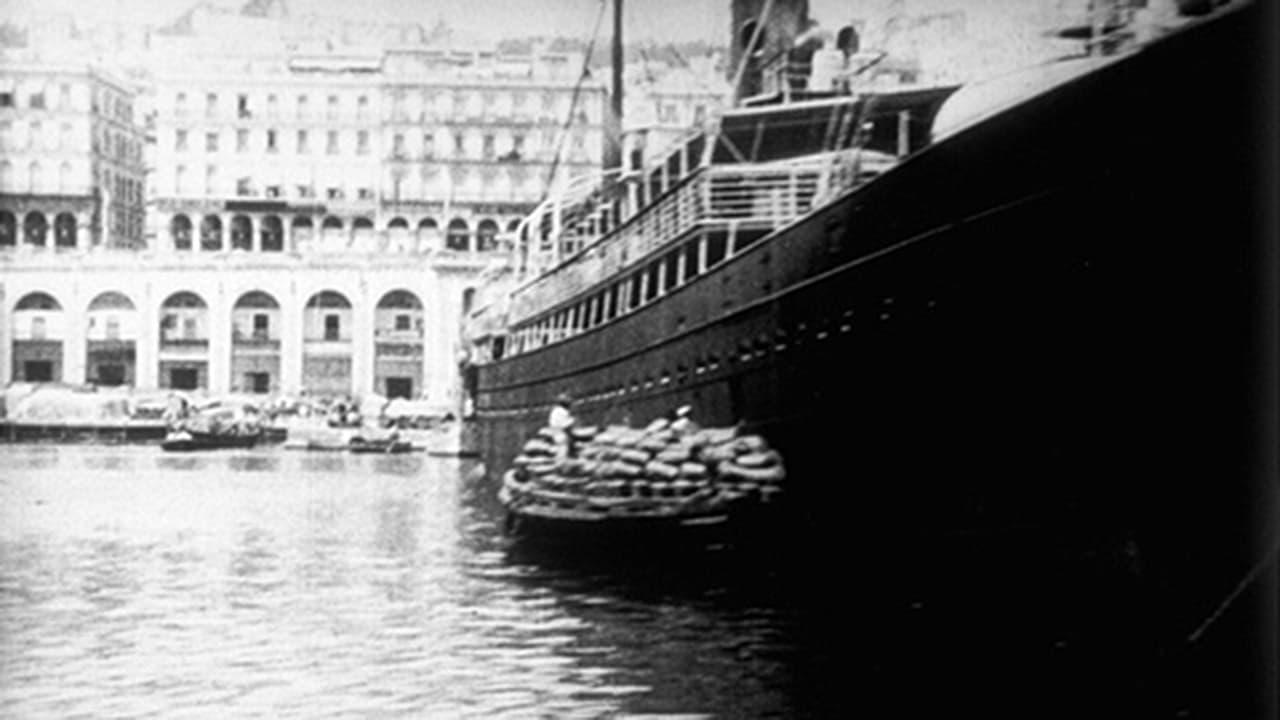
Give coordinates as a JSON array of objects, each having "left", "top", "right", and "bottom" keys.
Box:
[
  {"left": 504, "top": 295, "right": 935, "bottom": 411},
  {"left": 505, "top": 230, "right": 773, "bottom": 356}
]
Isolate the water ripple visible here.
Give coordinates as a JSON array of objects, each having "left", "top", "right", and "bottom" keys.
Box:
[{"left": 0, "top": 445, "right": 803, "bottom": 718}]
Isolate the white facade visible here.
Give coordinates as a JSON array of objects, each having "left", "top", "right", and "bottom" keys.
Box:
[{"left": 0, "top": 61, "right": 147, "bottom": 249}]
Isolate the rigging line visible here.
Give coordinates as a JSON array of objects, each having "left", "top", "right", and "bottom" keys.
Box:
[
  {"left": 1186, "top": 525, "right": 1280, "bottom": 645},
  {"left": 541, "top": 0, "right": 610, "bottom": 209}
]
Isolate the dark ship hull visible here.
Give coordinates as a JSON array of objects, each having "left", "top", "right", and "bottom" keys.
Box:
[{"left": 470, "top": 4, "right": 1273, "bottom": 715}]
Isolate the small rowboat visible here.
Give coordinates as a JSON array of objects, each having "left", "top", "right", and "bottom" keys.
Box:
[
  {"left": 161, "top": 429, "right": 261, "bottom": 452},
  {"left": 348, "top": 436, "right": 414, "bottom": 454}
]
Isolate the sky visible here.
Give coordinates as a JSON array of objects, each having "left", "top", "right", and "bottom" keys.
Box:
[{"left": 0, "top": 0, "right": 909, "bottom": 44}]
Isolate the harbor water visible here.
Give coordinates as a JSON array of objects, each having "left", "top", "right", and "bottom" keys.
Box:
[
  {"left": 0, "top": 445, "right": 812, "bottom": 719},
  {"left": 0, "top": 444, "right": 1256, "bottom": 718}
]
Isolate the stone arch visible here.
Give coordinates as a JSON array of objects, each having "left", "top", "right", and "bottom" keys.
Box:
[
  {"left": 158, "top": 291, "right": 209, "bottom": 390},
  {"left": 200, "top": 214, "right": 223, "bottom": 251},
  {"left": 320, "top": 215, "right": 344, "bottom": 250},
  {"left": 86, "top": 291, "right": 138, "bottom": 385},
  {"left": 230, "top": 214, "right": 253, "bottom": 251},
  {"left": 161, "top": 291, "right": 207, "bottom": 309},
  {"left": 260, "top": 215, "right": 284, "bottom": 252},
  {"left": 305, "top": 290, "right": 352, "bottom": 310},
  {"left": 476, "top": 217, "right": 500, "bottom": 252},
  {"left": 387, "top": 216, "right": 411, "bottom": 253},
  {"left": 171, "top": 214, "right": 193, "bottom": 250},
  {"left": 88, "top": 291, "right": 136, "bottom": 311},
  {"left": 12, "top": 291, "right": 65, "bottom": 382},
  {"left": 54, "top": 212, "right": 76, "bottom": 248},
  {"left": 0, "top": 210, "right": 15, "bottom": 247},
  {"left": 304, "top": 290, "right": 353, "bottom": 343},
  {"left": 234, "top": 290, "right": 281, "bottom": 309},
  {"left": 232, "top": 290, "right": 282, "bottom": 346},
  {"left": 352, "top": 216, "right": 376, "bottom": 251},
  {"left": 377, "top": 289, "right": 424, "bottom": 310},
  {"left": 416, "top": 217, "right": 439, "bottom": 251},
  {"left": 446, "top": 217, "right": 469, "bottom": 251},
  {"left": 15, "top": 291, "right": 62, "bottom": 311},
  {"left": 291, "top": 215, "right": 314, "bottom": 250},
  {"left": 374, "top": 289, "right": 425, "bottom": 399},
  {"left": 23, "top": 211, "right": 48, "bottom": 246}
]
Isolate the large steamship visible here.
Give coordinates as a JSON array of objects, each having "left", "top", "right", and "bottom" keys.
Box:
[
  {"left": 466, "top": 0, "right": 1265, "bottom": 527},
  {"left": 464, "top": 0, "right": 1273, "bottom": 708}
]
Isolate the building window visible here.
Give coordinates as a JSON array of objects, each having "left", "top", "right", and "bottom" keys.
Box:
[
  {"left": 205, "top": 92, "right": 217, "bottom": 119},
  {"left": 29, "top": 92, "right": 45, "bottom": 110},
  {"left": 297, "top": 129, "right": 308, "bottom": 154},
  {"left": 237, "top": 177, "right": 252, "bottom": 196},
  {"left": 206, "top": 132, "right": 218, "bottom": 153},
  {"left": 266, "top": 129, "right": 278, "bottom": 153},
  {"left": 453, "top": 133, "right": 464, "bottom": 157},
  {"left": 237, "top": 94, "right": 250, "bottom": 119},
  {"left": 326, "top": 131, "right": 338, "bottom": 155},
  {"left": 324, "top": 314, "right": 340, "bottom": 341},
  {"left": 205, "top": 165, "right": 217, "bottom": 194},
  {"left": 0, "top": 92, "right": 12, "bottom": 107},
  {"left": 326, "top": 95, "right": 338, "bottom": 121},
  {"left": 236, "top": 128, "right": 248, "bottom": 152},
  {"left": 357, "top": 130, "right": 369, "bottom": 155},
  {"left": 297, "top": 184, "right": 314, "bottom": 198},
  {"left": 297, "top": 94, "right": 308, "bottom": 120},
  {"left": 395, "top": 314, "right": 411, "bottom": 331},
  {"left": 266, "top": 185, "right": 281, "bottom": 198},
  {"left": 326, "top": 187, "right": 342, "bottom": 200},
  {"left": 422, "top": 133, "right": 434, "bottom": 159},
  {"left": 176, "top": 129, "right": 188, "bottom": 151},
  {"left": 357, "top": 95, "right": 368, "bottom": 120},
  {"left": 266, "top": 94, "right": 278, "bottom": 118},
  {"left": 392, "top": 133, "right": 405, "bottom": 157}
]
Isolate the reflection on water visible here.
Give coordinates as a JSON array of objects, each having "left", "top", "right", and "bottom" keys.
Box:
[{"left": 0, "top": 445, "right": 801, "bottom": 718}]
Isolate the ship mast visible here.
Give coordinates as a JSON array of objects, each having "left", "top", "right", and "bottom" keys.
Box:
[{"left": 604, "top": 0, "right": 624, "bottom": 173}]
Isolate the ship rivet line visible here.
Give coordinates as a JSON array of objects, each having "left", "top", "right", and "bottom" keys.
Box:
[{"left": 483, "top": 187, "right": 1061, "bottom": 403}]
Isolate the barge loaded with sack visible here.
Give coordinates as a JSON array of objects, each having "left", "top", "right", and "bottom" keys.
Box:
[{"left": 499, "top": 408, "right": 788, "bottom": 548}]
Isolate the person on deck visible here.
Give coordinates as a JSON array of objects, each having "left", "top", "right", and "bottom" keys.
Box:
[
  {"left": 548, "top": 393, "right": 575, "bottom": 431},
  {"left": 671, "top": 404, "right": 700, "bottom": 434}
]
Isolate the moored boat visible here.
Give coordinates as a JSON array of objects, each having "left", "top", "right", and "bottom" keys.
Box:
[
  {"left": 348, "top": 434, "right": 414, "bottom": 454},
  {"left": 498, "top": 413, "right": 788, "bottom": 550},
  {"left": 161, "top": 428, "right": 261, "bottom": 451}
]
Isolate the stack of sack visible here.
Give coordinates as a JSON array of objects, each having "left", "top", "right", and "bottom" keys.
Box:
[{"left": 506, "top": 411, "right": 785, "bottom": 515}]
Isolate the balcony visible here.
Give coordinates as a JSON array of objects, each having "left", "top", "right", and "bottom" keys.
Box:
[{"left": 232, "top": 330, "right": 281, "bottom": 350}]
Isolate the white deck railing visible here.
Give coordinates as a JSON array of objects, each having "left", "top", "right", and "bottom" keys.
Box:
[{"left": 506, "top": 148, "right": 883, "bottom": 324}]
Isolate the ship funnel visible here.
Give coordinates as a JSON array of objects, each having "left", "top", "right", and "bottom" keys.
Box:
[{"left": 729, "top": 0, "right": 810, "bottom": 103}]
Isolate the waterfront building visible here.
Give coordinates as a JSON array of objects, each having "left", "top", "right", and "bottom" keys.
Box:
[
  {"left": 0, "top": 1, "right": 607, "bottom": 405},
  {"left": 620, "top": 54, "right": 730, "bottom": 167},
  {"left": 0, "top": 60, "right": 147, "bottom": 252}
]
